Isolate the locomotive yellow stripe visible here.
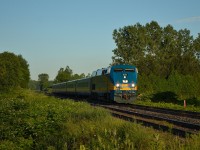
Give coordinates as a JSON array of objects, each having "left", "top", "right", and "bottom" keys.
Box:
[
  {"left": 110, "top": 86, "right": 138, "bottom": 91},
  {"left": 93, "top": 86, "right": 138, "bottom": 92}
]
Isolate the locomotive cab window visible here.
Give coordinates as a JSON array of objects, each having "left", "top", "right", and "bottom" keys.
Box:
[
  {"left": 125, "top": 69, "right": 134, "bottom": 72},
  {"left": 114, "top": 68, "right": 123, "bottom": 72}
]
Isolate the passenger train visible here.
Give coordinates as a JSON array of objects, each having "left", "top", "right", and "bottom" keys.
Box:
[{"left": 52, "top": 65, "right": 138, "bottom": 103}]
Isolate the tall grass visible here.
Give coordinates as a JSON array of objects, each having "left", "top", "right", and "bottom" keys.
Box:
[
  {"left": 1, "top": 89, "right": 200, "bottom": 149},
  {"left": 135, "top": 93, "right": 200, "bottom": 112}
]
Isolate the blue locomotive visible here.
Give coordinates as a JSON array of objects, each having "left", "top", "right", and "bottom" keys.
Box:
[{"left": 52, "top": 65, "right": 138, "bottom": 103}]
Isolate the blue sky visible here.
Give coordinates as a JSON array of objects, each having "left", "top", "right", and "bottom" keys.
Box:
[{"left": 0, "top": 0, "right": 200, "bottom": 80}]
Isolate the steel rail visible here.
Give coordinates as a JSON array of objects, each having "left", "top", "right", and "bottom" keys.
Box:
[
  {"left": 99, "top": 104, "right": 200, "bottom": 137},
  {"left": 128, "top": 104, "right": 200, "bottom": 119},
  {"left": 110, "top": 109, "right": 197, "bottom": 137}
]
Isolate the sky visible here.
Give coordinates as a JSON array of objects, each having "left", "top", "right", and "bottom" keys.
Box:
[{"left": 0, "top": 0, "right": 200, "bottom": 80}]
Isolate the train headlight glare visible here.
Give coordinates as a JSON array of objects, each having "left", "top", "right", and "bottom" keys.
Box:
[
  {"left": 131, "top": 83, "right": 135, "bottom": 87},
  {"left": 116, "top": 83, "right": 120, "bottom": 87}
]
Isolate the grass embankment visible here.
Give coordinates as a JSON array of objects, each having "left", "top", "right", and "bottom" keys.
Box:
[
  {"left": 135, "top": 93, "right": 200, "bottom": 112},
  {"left": 1, "top": 90, "right": 200, "bottom": 149}
]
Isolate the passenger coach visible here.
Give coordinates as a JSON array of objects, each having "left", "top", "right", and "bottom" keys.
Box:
[{"left": 52, "top": 65, "right": 138, "bottom": 103}]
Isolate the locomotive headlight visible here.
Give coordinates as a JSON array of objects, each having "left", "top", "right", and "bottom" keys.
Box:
[
  {"left": 131, "top": 83, "right": 135, "bottom": 87},
  {"left": 116, "top": 83, "right": 120, "bottom": 88},
  {"left": 123, "top": 80, "right": 128, "bottom": 83}
]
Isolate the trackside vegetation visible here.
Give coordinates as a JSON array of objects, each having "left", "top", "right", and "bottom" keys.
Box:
[
  {"left": 135, "top": 72, "right": 200, "bottom": 112},
  {"left": 1, "top": 90, "right": 200, "bottom": 149}
]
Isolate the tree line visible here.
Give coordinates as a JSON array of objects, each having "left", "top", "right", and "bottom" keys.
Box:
[
  {"left": 112, "top": 21, "right": 200, "bottom": 77},
  {"left": 112, "top": 21, "right": 200, "bottom": 102},
  {"left": 37, "top": 66, "right": 87, "bottom": 90},
  {"left": 0, "top": 51, "right": 86, "bottom": 91}
]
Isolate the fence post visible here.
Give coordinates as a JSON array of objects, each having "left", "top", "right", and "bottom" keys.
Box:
[{"left": 184, "top": 100, "right": 186, "bottom": 108}]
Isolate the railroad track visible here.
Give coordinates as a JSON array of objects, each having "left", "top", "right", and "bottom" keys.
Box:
[
  {"left": 125, "top": 104, "right": 200, "bottom": 119},
  {"left": 96, "top": 104, "right": 200, "bottom": 137}
]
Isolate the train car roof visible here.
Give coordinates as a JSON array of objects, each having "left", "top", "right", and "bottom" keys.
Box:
[
  {"left": 91, "top": 64, "right": 136, "bottom": 77},
  {"left": 53, "top": 77, "right": 91, "bottom": 86},
  {"left": 52, "top": 82, "right": 67, "bottom": 86}
]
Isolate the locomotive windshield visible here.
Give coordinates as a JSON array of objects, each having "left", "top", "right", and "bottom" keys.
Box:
[
  {"left": 114, "top": 68, "right": 135, "bottom": 72},
  {"left": 125, "top": 69, "right": 134, "bottom": 72},
  {"left": 114, "top": 68, "right": 123, "bottom": 72}
]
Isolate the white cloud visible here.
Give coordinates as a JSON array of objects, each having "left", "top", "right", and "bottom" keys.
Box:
[{"left": 175, "top": 16, "right": 200, "bottom": 23}]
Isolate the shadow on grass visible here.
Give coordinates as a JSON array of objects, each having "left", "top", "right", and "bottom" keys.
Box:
[
  {"left": 151, "top": 91, "right": 180, "bottom": 104},
  {"left": 186, "top": 97, "right": 200, "bottom": 106}
]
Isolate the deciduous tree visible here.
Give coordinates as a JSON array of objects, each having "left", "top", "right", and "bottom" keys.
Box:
[
  {"left": 38, "top": 73, "right": 49, "bottom": 91},
  {"left": 54, "top": 66, "right": 73, "bottom": 83},
  {"left": 0, "top": 51, "right": 30, "bottom": 91}
]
